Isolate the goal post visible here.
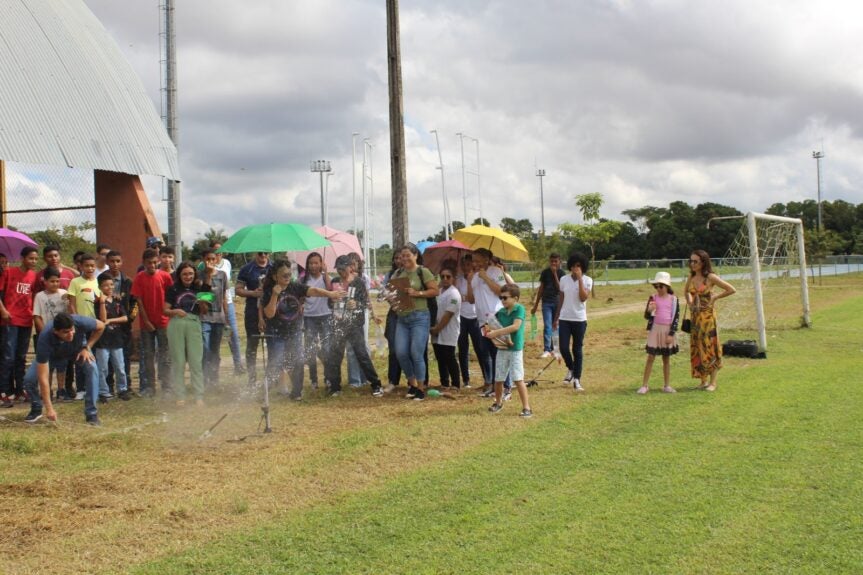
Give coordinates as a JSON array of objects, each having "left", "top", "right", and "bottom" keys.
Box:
[
  {"left": 745, "top": 212, "right": 811, "bottom": 352},
  {"left": 710, "top": 212, "right": 811, "bottom": 354}
]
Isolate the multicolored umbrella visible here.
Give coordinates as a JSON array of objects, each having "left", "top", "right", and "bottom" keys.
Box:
[
  {"left": 217, "top": 223, "right": 330, "bottom": 254},
  {"left": 290, "top": 225, "right": 363, "bottom": 270},
  {"left": 421, "top": 239, "right": 472, "bottom": 274},
  {"left": 0, "top": 228, "right": 38, "bottom": 261},
  {"left": 452, "top": 225, "right": 530, "bottom": 262}
]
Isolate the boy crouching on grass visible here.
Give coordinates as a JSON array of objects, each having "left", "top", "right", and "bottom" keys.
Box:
[{"left": 484, "top": 285, "right": 532, "bottom": 418}]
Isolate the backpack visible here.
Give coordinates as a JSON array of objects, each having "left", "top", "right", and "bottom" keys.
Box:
[{"left": 722, "top": 339, "right": 765, "bottom": 359}]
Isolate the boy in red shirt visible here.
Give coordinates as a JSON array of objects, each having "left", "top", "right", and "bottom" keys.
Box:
[
  {"left": 0, "top": 247, "right": 40, "bottom": 407},
  {"left": 131, "top": 248, "right": 174, "bottom": 396}
]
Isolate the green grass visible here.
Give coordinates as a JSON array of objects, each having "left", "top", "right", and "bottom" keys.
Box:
[{"left": 131, "top": 294, "right": 863, "bottom": 574}]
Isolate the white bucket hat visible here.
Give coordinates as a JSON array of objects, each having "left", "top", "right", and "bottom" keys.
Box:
[{"left": 651, "top": 271, "right": 672, "bottom": 287}]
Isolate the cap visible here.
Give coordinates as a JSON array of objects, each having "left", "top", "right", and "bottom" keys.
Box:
[{"left": 146, "top": 236, "right": 164, "bottom": 248}]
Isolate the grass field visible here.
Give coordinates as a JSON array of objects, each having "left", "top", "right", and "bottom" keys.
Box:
[{"left": 2, "top": 276, "right": 861, "bottom": 574}]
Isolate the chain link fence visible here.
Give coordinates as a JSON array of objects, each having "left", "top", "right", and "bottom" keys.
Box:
[{"left": 2, "top": 161, "right": 96, "bottom": 261}]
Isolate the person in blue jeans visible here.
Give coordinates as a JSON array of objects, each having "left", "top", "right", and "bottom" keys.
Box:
[
  {"left": 388, "top": 244, "right": 439, "bottom": 401},
  {"left": 24, "top": 313, "right": 105, "bottom": 425},
  {"left": 531, "top": 253, "right": 564, "bottom": 358},
  {"left": 94, "top": 273, "right": 131, "bottom": 401}
]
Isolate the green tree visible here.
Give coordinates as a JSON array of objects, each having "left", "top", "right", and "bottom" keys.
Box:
[
  {"left": 471, "top": 217, "right": 491, "bottom": 227},
  {"left": 28, "top": 222, "right": 97, "bottom": 264},
  {"left": 500, "top": 217, "right": 534, "bottom": 239},
  {"left": 558, "top": 193, "right": 622, "bottom": 266},
  {"left": 188, "top": 227, "right": 229, "bottom": 262}
]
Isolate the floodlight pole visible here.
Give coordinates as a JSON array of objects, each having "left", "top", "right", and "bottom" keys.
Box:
[
  {"left": 352, "top": 132, "right": 359, "bottom": 234},
  {"left": 536, "top": 168, "right": 546, "bottom": 236},
  {"left": 457, "top": 132, "right": 467, "bottom": 225},
  {"left": 160, "top": 0, "right": 181, "bottom": 257},
  {"left": 812, "top": 150, "right": 824, "bottom": 231},
  {"left": 431, "top": 129, "right": 449, "bottom": 240},
  {"left": 310, "top": 160, "right": 332, "bottom": 226}
]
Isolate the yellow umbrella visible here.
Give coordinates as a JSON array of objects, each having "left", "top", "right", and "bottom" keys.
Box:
[{"left": 452, "top": 225, "right": 530, "bottom": 262}]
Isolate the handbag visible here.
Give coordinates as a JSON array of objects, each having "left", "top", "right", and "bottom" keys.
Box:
[{"left": 681, "top": 304, "right": 691, "bottom": 334}]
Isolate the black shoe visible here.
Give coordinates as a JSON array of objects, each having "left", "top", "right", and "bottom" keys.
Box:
[
  {"left": 24, "top": 411, "right": 43, "bottom": 423},
  {"left": 371, "top": 386, "right": 383, "bottom": 397},
  {"left": 488, "top": 403, "right": 503, "bottom": 414},
  {"left": 86, "top": 416, "right": 101, "bottom": 427},
  {"left": 118, "top": 391, "right": 132, "bottom": 401},
  {"left": 138, "top": 388, "right": 155, "bottom": 398},
  {"left": 519, "top": 408, "right": 533, "bottom": 418},
  {"left": 412, "top": 390, "right": 426, "bottom": 402},
  {"left": 405, "top": 386, "right": 418, "bottom": 399}
]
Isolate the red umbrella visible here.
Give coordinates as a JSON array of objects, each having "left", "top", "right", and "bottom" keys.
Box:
[{"left": 422, "top": 239, "right": 472, "bottom": 274}]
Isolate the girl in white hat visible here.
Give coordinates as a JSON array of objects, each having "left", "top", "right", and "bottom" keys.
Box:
[{"left": 638, "top": 271, "right": 680, "bottom": 394}]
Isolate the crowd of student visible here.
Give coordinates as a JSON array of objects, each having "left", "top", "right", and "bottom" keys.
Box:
[{"left": 0, "top": 234, "right": 733, "bottom": 427}]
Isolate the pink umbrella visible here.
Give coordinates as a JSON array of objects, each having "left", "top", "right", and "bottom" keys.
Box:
[
  {"left": 0, "top": 228, "right": 38, "bottom": 261},
  {"left": 290, "top": 225, "right": 363, "bottom": 271},
  {"left": 422, "top": 239, "right": 472, "bottom": 274}
]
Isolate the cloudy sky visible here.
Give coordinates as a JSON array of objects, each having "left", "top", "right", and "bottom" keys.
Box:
[{"left": 70, "top": 0, "right": 863, "bottom": 245}]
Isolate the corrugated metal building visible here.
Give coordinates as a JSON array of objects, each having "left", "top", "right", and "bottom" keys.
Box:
[{"left": 0, "top": 0, "right": 179, "bottom": 180}]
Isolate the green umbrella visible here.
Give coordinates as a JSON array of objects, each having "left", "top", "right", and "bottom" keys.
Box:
[{"left": 217, "top": 223, "right": 331, "bottom": 254}]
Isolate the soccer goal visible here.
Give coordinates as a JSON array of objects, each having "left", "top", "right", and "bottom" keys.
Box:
[{"left": 709, "top": 212, "right": 811, "bottom": 354}]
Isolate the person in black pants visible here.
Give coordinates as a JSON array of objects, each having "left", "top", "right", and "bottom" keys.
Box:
[
  {"left": 325, "top": 256, "right": 382, "bottom": 397},
  {"left": 235, "top": 252, "right": 272, "bottom": 387}
]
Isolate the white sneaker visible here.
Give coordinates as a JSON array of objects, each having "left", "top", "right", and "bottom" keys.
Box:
[
  {"left": 74, "top": 391, "right": 86, "bottom": 401},
  {"left": 540, "top": 351, "right": 552, "bottom": 359},
  {"left": 574, "top": 379, "right": 584, "bottom": 392},
  {"left": 384, "top": 383, "right": 397, "bottom": 394},
  {"left": 563, "top": 370, "right": 573, "bottom": 383}
]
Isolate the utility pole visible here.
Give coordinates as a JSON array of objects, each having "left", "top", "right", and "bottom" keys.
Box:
[
  {"left": 812, "top": 150, "right": 824, "bottom": 231},
  {"left": 387, "top": 0, "right": 408, "bottom": 247},
  {"left": 160, "top": 0, "right": 181, "bottom": 257}
]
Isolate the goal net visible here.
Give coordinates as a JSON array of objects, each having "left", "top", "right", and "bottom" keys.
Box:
[{"left": 714, "top": 212, "right": 811, "bottom": 353}]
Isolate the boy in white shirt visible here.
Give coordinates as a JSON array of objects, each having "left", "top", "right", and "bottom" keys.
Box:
[
  {"left": 430, "top": 265, "right": 462, "bottom": 389},
  {"left": 553, "top": 252, "right": 593, "bottom": 391},
  {"left": 32, "top": 267, "right": 68, "bottom": 400}
]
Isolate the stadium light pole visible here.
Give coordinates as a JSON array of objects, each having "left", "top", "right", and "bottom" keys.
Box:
[
  {"left": 812, "top": 150, "right": 824, "bottom": 231},
  {"left": 536, "top": 168, "right": 546, "bottom": 236},
  {"left": 310, "top": 160, "right": 332, "bottom": 226},
  {"left": 352, "top": 132, "right": 359, "bottom": 234},
  {"left": 430, "top": 129, "right": 450, "bottom": 240},
  {"left": 325, "top": 171, "right": 334, "bottom": 227},
  {"left": 457, "top": 132, "right": 467, "bottom": 225}
]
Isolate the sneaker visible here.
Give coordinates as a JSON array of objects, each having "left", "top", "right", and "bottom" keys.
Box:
[
  {"left": 233, "top": 366, "right": 248, "bottom": 376},
  {"left": 405, "top": 387, "right": 418, "bottom": 399},
  {"left": 463, "top": 381, "right": 472, "bottom": 389},
  {"left": 371, "top": 387, "right": 384, "bottom": 397},
  {"left": 290, "top": 395, "right": 302, "bottom": 402},
  {"left": 61, "top": 392, "right": 75, "bottom": 403},
  {"left": 488, "top": 403, "right": 503, "bottom": 414},
  {"left": 519, "top": 408, "right": 533, "bottom": 418},
  {"left": 574, "top": 380, "right": 584, "bottom": 392},
  {"left": 75, "top": 391, "right": 86, "bottom": 401},
  {"left": 1, "top": 394, "right": 13, "bottom": 408},
  {"left": 118, "top": 391, "right": 132, "bottom": 401},
  {"left": 99, "top": 394, "right": 111, "bottom": 404},
  {"left": 540, "top": 351, "right": 552, "bottom": 359},
  {"left": 563, "top": 370, "right": 573, "bottom": 384},
  {"left": 86, "top": 416, "right": 101, "bottom": 427},
  {"left": 138, "top": 388, "right": 155, "bottom": 398},
  {"left": 662, "top": 386, "right": 677, "bottom": 393},
  {"left": 310, "top": 381, "right": 319, "bottom": 390},
  {"left": 16, "top": 391, "right": 30, "bottom": 402},
  {"left": 503, "top": 389, "right": 513, "bottom": 402},
  {"left": 24, "top": 411, "right": 43, "bottom": 423},
  {"left": 480, "top": 388, "right": 495, "bottom": 398},
  {"left": 412, "top": 391, "right": 426, "bottom": 402},
  {"left": 637, "top": 386, "right": 649, "bottom": 395},
  {"left": 328, "top": 390, "right": 341, "bottom": 397}
]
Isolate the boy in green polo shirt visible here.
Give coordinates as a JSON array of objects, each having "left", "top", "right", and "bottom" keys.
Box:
[{"left": 484, "top": 284, "right": 532, "bottom": 417}]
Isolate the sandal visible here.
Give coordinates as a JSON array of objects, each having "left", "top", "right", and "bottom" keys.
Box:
[
  {"left": 662, "top": 386, "right": 676, "bottom": 393},
  {"left": 637, "top": 386, "right": 649, "bottom": 395}
]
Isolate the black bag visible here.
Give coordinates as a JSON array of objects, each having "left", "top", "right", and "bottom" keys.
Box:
[
  {"left": 722, "top": 340, "right": 764, "bottom": 359},
  {"left": 681, "top": 304, "right": 691, "bottom": 333}
]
